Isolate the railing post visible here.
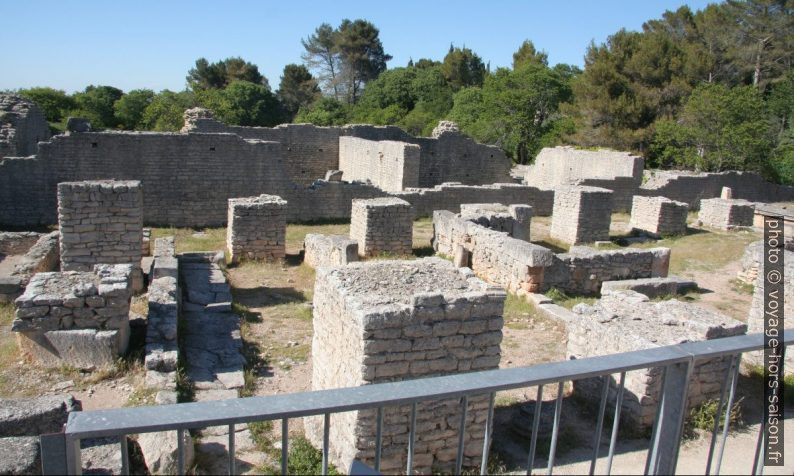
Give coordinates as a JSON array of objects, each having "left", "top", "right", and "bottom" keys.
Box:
[
  {"left": 646, "top": 360, "right": 692, "bottom": 475},
  {"left": 40, "top": 433, "right": 68, "bottom": 475}
]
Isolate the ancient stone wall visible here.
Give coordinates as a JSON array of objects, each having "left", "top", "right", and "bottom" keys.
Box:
[
  {"left": 629, "top": 196, "right": 689, "bottom": 237},
  {"left": 58, "top": 180, "right": 143, "bottom": 271},
  {"left": 433, "top": 210, "right": 554, "bottom": 293},
  {"left": 226, "top": 194, "right": 287, "bottom": 263},
  {"left": 307, "top": 258, "right": 504, "bottom": 473},
  {"left": 564, "top": 290, "right": 746, "bottom": 427},
  {"left": 543, "top": 246, "right": 671, "bottom": 295},
  {"left": 338, "top": 137, "right": 421, "bottom": 191},
  {"left": 0, "top": 231, "right": 60, "bottom": 302},
  {"left": 737, "top": 240, "right": 763, "bottom": 285},
  {"left": 303, "top": 234, "right": 358, "bottom": 268},
  {"left": 697, "top": 198, "right": 755, "bottom": 230},
  {"left": 13, "top": 264, "right": 133, "bottom": 369},
  {"left": 640, "top": 170, "right": 794, "bottom": 208},
  {"left": 459, "top": 203, "right": 532, "bottom": 241},
  {"left": 350, "top": 197, "right": 413, "bottom": 257},
  {"left": 550, "top": 186, "right": 613, "bottom": 245},
  {"left": 145, "top": 237, "right": 180, "bottom": 395},
  {"left": 0, "top": 94, "right": 51, "bottom": 158}
]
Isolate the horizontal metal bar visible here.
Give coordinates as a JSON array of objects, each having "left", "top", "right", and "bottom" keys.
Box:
[{"left": 64, "top": 331, "right": 792, "bottom": 439}]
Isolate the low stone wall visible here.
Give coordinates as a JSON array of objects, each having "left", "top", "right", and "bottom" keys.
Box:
[
  {"left": 550, "top": 186, "right": 613, "bottom": 245},
  {"left": 629, "top": 196, "right": 688, "bottom": 237},
  {"left": 13, "top": 264, "right": 133, "bottom": 369},
  {"left": 697, "top": 198, "right": 755, "bottom": 230},
  {"left": 737, "top": 240, "right": 763, "bottom": 285},
  {"left": 600, "top": 276, "right": 697, "bottom": 298},
  {"left": 350, "top": 197, "right": 413, "bottom": 257},
  {"left": 144, "top": 237, "right": 180, "bottom": 396},
  {"left": 338, "top": 137, "right": 421, "bottom": 191},
  {"left": 563, "top": 290, "right": 746, "bottom": 427},
  {"left": 398, "top": 182, "right": 555, "bottom": 218},
  {"left": 12, "top": 231, "right": 59, "bottom": 282},
  {"left": 226, "top": 194, "right": 287, "bottom": 263},
  {"left": 459, "top": 203, "right": 532, "bottom": 241},
  {"left": 303, "top": 234, "right": 358, "bottom": 268},
  {"left": 58, "top": 180, "right": 143, "bottom": 271},
  {"left": 433, "top": 210, "right": 553, "bottom": 293},
  {"left": 543, "top": 246, "right": 670, "bottom": 295},
  {"left": 0, "top": 231, "right": 59, "bottom": 303},
  {"left": 307, "top": 258, "right": 504, "bottom": 473},
  {"left": 0, "top": 231, "right": 41, "bottom": 255}
]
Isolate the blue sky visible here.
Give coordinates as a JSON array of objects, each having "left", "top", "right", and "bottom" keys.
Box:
[{"left": 1, "top": 0, "right": 715, "bottom": 93}]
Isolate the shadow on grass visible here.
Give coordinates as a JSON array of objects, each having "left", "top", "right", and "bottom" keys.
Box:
[{"left": 232, "top": 286, "right": 308, "bottom": 309}]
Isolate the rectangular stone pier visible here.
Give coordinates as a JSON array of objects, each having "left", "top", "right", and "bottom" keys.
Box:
[{"left": 550, "top": 186, "right": 613, "bottom": 245}]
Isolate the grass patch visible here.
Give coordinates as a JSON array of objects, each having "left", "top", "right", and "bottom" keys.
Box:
[
  {"left": 730, "top": 279, "right": 755, "bottom": 295},
  {"left": 232, "top": 301, "right": 261, "bottom": 323},
  {"left": 286, "top": 222, "right": 350, "bottom": 252},
  {"left": 544, "top": 288, "right": 597, "bottom": 310},
  {"left": 683, "top": 398, "right": 744, "bottom": 439},
  {"left": 125, "top": 386, "right": 157, "bottom": 407},
  {"left": 151, "top": 227, "right": 227, "bottom": 253},
  {"left": 260, "top": 436, "right": 339, "bottom": 475},
  {"left": 269, "top": 343, "right": 310, "bottom": 368},
  {"left": 503, "top": 293, "right": 536, "bottom": 330},
  {"left": 0, "top": 302, "right": 13, "bottom": 326},
  {"left": 745, "top": 364, "right": 794, "bottom": 405}
]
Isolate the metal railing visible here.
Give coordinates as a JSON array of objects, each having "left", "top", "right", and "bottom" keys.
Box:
[{"left": 40, "top": 330, "right": 791, "bottom": 475}]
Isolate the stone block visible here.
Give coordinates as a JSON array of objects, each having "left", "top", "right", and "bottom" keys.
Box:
[
  {"left": 303, "top": 234, "right": 359, "bottom": 268},
  {"left": 350, "top": 197, "right": 413, "bottom": 257},
  {"left": 550, "top": 186, "right": 613, "bottom": 245},
  {"left": 226, "top": 194, "right": 287, "bottom": 263}
]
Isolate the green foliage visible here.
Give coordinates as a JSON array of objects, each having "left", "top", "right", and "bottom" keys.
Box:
[
  {"left": 197, "top": 80, "right": 281, "bottom": 127},
  {"left": 684, "top": 397, "right": 743, "bottom": 438},
  {"left": 278, "top": 436, "right": 339, "bottom": 475},
  {"left": 73, "top": 85, "right": 124, "bottom": 129},
  {"left": 140, "top": 90, "right": 195, "bottom": 131},
  {"left": 294, "top": 97, "right": 351, "bottom": 126},
  {"left": 277, "top": 64, "right": 320, "bottom": 121},
  {"left": 114, "top": 89, "right": 154, "bottom": 130},
  {"left": 187, "top": 57, "right": 269, "bottom": 91},
  {"left": 770, "top": 143, "right": 794, "bottom": 184},
  {"left": 16, "top": 87, "right": 75, "bottom": 123},
  {"left": 441, "top": 45, "right": 486, "bottom": 90},
  {"left": 513, "top": 39, "right": 548, "bottom": 68}
]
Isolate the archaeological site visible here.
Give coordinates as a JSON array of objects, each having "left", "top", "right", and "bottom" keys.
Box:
[{"left": 0, "top": 52, "right": 792, "bottom": 475}]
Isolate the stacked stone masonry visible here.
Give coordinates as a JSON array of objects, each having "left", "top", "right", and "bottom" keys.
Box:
[
  {"left": 629, "top": 195, "right": 689, "bottom": 237},
  {"left": 58, "top": 180, "right": 143, "bottom": 271},
  {"left": 459, "top": 203, "right": 532, "bottom": 241},
  {"left": 0, "top": 231, "right": 59, "bottom": 303},
  {"left": 145, "top": 237, "right": 180, "bottom": 396},
  {"left": 0, "top": 94, "right": 51, "bottom": 158},
  {"left": 433, "top": 210, "right": 553, "bottom": 293},
  {"left": 303, "top": 234, "right": 358, "bottom": 268},
  {"left": 307, "top": 258, "right": 505, "bottom": 473},
  {"left": 226, "top": 194, "right": 287, "bottom": 263},
  {"left": 737, "top": 240, "right": 763, "bottom": 285},
  {"left": 12, "top": 264, "right": 133, "bottom": 369},
  {"left": 697, "top": 198, "right": 755, "bottom": 230},
  {"left": 338, "top": 137, "right": 421, "bottom": 191},
  {"left": 350, "top": 197, "right": 413, "bottom": 257},
  {"left": 550, "top": 186, "right": 613, "bottom": 245},
  {"left": 565, "top": 290, "right": 746, "bottom": 427}
]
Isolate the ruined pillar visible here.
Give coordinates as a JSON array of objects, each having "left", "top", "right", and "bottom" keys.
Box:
[
  {"left": 549, "top": 186, "right": 613, "bottom": 245},
  {"left": 226, "top": 194, "right": 287, "bottom": 263},
  {"left": 350, "top": 197, "right": 413, "bottom": 257},
  {"left": 629, "top": 195, "right": 689, "bottom": 238}
]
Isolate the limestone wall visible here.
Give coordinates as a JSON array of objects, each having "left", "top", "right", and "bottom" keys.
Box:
[
  {"left": 226, "top": 194, "right": 287, "bottom": 263},
  {"left": 12, "top": 264, "right": 133, "bottom": 369},
  {"left": 543, "top": 246, "right": 671, "bottom": 295},
  {"left": 307, "top": 258, "right": 504, "bottom": 473},
  {"left": 303, "top": 234, "right": 358, "bottom": 268},
  {"left": 550, "top": 186, "right": 613, "bottom": 245},
  {"left": 145, "top": 237, "right": 180, "bottom": 393},
  {"left": 697, "top": 198, "right": 755, "bottom": 230},
  {"left": 338, "top": 137, "right": 421, "bottom": 191},
  {"left": 526, "top": 147, "right": 644, "bottom": 186},
  {"left": 58, "top": 180, "right": 143, "bottom": 271},
  {"left": 0, "top": 94, "right": 51, "bottom": 158},
  {"left": 629, "top": 196, "right": 689, "bottom": 237},
  {"left": 350, "top": 197, "right": 413, "bottom": 257},
  {"left": 432, "top": 210, "right": 554, "bottom": 293}
]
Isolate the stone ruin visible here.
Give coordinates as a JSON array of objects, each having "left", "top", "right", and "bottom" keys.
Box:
[
  {"left": 303, "top": 234, "right": 358, "bottom": 268},
  {"left": 459, "top": 203, "right": 532, "bottom": 241},
  {"left": 0, "top": 94, "right": 51, "bottom": 158},
  {"left": 558, "top": 290, "right": 746, "bottom": 427},
  {"left": 629, "top": 195, "right": 689, "bottom": 237},
  {"left": 307, "top": 258, "right": 505, "bottom": 473},
  {"left": 350, "top": 197, "right": 413, "bottom": 257},
  {"left": 0, "top": 231, "right": 59, "bottom": 302},
  {"left": 697, "top": 198, "right": 755, "bottom": 230},
  {"left": 550, "top": 186, "right": 613, "bottom": 246},
  {"left": 12, "top": 264, "right": 133, "bottom": 369},
  {"left": 226, "top": 194, "right": 287, "bottom": 263}
]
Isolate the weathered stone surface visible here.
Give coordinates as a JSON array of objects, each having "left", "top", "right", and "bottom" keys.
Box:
[
  {"left": 697, "top": 198, "right": 755, "bottom": 230},
  {"left": 339, "top": 137, "right": 421, "bottom": 191},
  {"left": 0, "top": 394, "right": 80, "bottom": 437},
  {"left": 550, "top": 186, "right": 613, "bottom": 245},
  {"left": 138, "top": 431, "right": 194, "bottom": 475},
  {"left": 0, "top": 94, "right": 50, "bottom": 157},
  {"left": 0, "top": 436, "right": 40, "bottom": 475},
  {"left": 600, "top": 276, "right": 697, "bottom": 298},
  {"left": 350, "top": 197, "right": 413, "bottom": 257},
  {"left": 629, "top": 195, "right": 689, "bottom": 237},
  {"left": 227, "top": 194, "right": 287, "bottom": 263},
  {"left": 18, "top": 329, "right": 124, "bottom": 370},
  {"left": 303, "top": 234, "right": 358, "bottom": 268},
  {"left": 307, "top": 258, "right": 504, "bottom": 473},
  {"left": 460, "top": 203, "right": 532, "bottom": 241}
]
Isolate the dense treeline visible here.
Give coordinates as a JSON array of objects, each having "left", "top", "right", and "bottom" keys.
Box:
[{"left": 8, "top": 1, "right": 794, "bottom": 183}]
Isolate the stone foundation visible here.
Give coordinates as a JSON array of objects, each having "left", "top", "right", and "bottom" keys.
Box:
[
  {"left": 12, "top": 264, "right": 133, "bottom": 369},
  {"left": 145, "top": 237, "right": 180, "bottom": 394},
  {"left": 697, "top": 198, "right": 755, "bottom": 230},
  {"left": 350, "top": 197, "right": 413, "bottom": 257},
  {"left": 303, "top": 234, "right": 358, "bottom": 268},
  {"left": 629, "top": 196, "right": 688, "bottom": 237},
  {"left": 226, "top": 194, "right": 287, "bottom": 263},
  {"left": 459, "top": 203, "right": 532, "bottom": 241},
  {"left": 307, "top": 258, "right": 505, "bottom": 473},
  {"left": 550, "top": 186, "right": 613, "bottom": 245},
  {"left": 565, "top": 290, "right": 746, "bottom": 427},
  {"left": 57, "top": 180, "right": 143, "bottom": 272}
]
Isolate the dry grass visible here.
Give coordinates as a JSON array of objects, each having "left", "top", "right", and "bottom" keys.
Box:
[{"left": 150, "top": 227, "right": 227, "bottom": 253}]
